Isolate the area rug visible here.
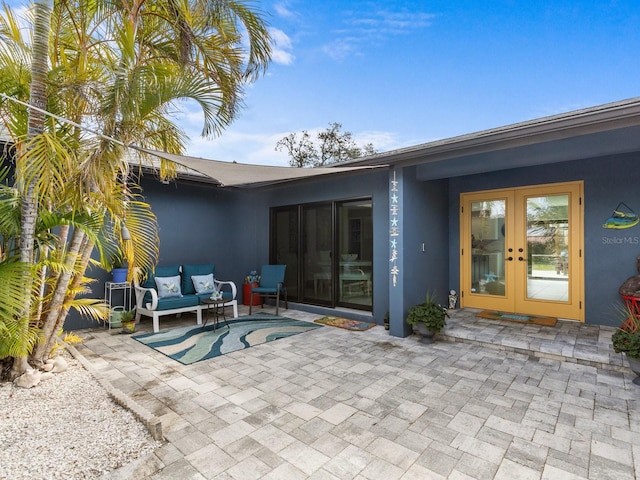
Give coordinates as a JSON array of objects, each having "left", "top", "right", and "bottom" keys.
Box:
[
  {"left": 476, "top": 310, "right": 557, "bottom": 327},
  {"left": 313, "top": 316, "right": 376, "bottom": 331},
  {"left": 132, "top": 314, "right": 322, "bottom": 365}
]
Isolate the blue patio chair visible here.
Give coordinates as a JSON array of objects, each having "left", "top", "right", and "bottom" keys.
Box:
[{"left": 249, "top": 265, "right": 288, "bottom": 315}]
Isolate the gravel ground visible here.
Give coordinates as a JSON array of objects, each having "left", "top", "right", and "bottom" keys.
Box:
[{"left": 0, "top": 352, "right": 162, "bottom": 480}]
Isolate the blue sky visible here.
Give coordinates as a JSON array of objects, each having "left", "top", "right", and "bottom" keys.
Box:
[
  {"left": 178, "top": 0, "right": 639, "bottom": 166},
  {"left": 7, "top": 1, "right": 640, "bottom": 166}
]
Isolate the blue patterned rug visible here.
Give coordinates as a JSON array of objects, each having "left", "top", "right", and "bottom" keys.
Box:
[{"left": 132, "top": 314, "right": 323, "bottom": 365}]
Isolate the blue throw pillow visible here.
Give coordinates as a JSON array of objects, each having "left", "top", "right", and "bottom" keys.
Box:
[
  {"left": 181, "top": 264, "right": 215, "bottom": 295},
  {"left": 142, "top": 265, "right": 180, "bottom": 289},
  {"left": 192, "top": 274, "right": 216, "bottom": 295},
  {"left": 154, "top": 275, "right": 183, "bottom": 298}
]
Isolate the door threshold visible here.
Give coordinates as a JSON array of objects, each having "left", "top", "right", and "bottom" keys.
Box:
[{"left": 288, "top": 302, "right": 375, "bottom": 323}]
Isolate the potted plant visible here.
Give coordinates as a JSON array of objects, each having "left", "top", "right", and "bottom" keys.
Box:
[
  {"left": 611, "top": 300, "right": 640, "bottom": 384},
  {"left": 110, "top": 253, "right": 129, "bottom": 283},
  {"left": 406, "top": 291, "right": 449, "bottom": 343},
  {"left": 111, "top": 307, "right": 136, "bottom": 333}
]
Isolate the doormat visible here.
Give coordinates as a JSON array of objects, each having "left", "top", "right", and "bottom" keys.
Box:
[
  {"left": 132, "top": 314, "right": 323, "bottom": 365},
  {"left": 313, "top": 316, "right": 376, "bottom": 331},
  {"left": 476, "top": 310, "right": 557, "bottom": 327}
]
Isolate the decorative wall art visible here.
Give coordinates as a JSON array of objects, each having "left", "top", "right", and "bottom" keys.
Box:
[
  {"left": 390, "top": 171, "right": 400, "bottom": 287},
  {"left": 603, "top": 202, "right": 639, "bottom": 229}
]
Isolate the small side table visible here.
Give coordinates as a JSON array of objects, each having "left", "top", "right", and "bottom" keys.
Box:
[
  {"left": 200, "top": 298, "right": 230, "bottom": 330},
  {"left": 105, "top": 281, "right": 132, "bottom": 331}
]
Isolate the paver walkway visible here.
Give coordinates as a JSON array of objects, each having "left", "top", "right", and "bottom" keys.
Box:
[{"left": 75, "top": 306, "right": 640, "bottom": 479}]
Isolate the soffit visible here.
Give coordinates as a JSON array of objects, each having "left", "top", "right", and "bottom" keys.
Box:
[{"left": 343, "top": 97, "right": 640, "bottom": 180}]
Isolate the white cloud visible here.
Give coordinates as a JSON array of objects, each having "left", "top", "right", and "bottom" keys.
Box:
[
  {"left": 269, "top": 27, "right": 295, "bottom": 65},
  {"left": 322, "top": 37, "right": 360, "bottom": 61},
  {"left": 356, "top": 10, "right": 435, "bottom": 33},
  {"left": 185, "top": 130, "right": 292, "bottom": 166},
  {"left": 274, "top": 2, "right": 296, "bottom": 19},
  {"left": 322, "top": 8, "right": 436, "bottom": 60},
  {"left": 353, "top": 130, "right": 399, "bottom": 152},
  {"left": 182, "top": 125, "right": 407, "bottom": 167},
  {"left": 175, "top": 100, "right": 406, "bottom": 166}
]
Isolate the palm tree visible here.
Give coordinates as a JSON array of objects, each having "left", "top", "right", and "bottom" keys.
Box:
[
  {"left": 0, "top": 0, "right": 271, "bottom": 377},
  {"left": 0, "top": 175, "right": 39, "bottom": 362},
  {"left": 7, "top": 0, "right": 54, "bottom": 377}
]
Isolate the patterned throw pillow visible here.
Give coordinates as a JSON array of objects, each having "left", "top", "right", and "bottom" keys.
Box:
[
  {"left": 191, "top": 273, "right": 217, "bottom": 295},
  {"left": 154, "top": 275, "right": 183, "bottom": 298}
]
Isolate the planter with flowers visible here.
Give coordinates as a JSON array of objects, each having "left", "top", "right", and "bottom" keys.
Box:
[
  {"left": 110, "top": 307, "right": 137, "bottom": 334},
  {"left": 612, "top": 297, "right": 640, "bottom": 384},
  {"left": 406, "top": 291, "right": 449, "bottom": 343},
  {"left": 243, "top": 270, "right": 262, "bottom": 306}
]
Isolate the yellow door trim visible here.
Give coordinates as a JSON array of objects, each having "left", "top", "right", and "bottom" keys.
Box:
[{"left": 460, "top": 181, "right": 584, "bottom": 322}]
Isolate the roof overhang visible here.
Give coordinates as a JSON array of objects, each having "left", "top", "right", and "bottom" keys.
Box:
[
  {"left": 132, "top": 147, "right": 387, "bottom": 188},
  {"left": 343, "top": 97, "right": 640, "bottom": 180}
]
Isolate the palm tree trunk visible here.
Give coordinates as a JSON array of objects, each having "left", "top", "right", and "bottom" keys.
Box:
[
  {"left": 32, "top": 228, "right": 86, "bottom": 364},
  {"left": 36, "top": 224, "right": 70, "bottom": 327},
  {"left": 40, "top": 236, "right": 97, "bottom": 358},
  {"left": 12, "top": 0, "right": 53, "bottom": 378}
]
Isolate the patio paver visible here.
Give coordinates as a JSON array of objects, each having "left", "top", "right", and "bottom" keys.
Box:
[{"left": 73, "top": 306, "right": 640, "bottom": 479}]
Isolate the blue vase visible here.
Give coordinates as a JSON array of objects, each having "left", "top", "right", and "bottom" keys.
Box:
[{"left": 111, "top": 268, "right": 128, "bottom": 283}]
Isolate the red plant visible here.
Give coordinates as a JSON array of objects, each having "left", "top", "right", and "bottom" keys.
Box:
[{"left": 621, "top": 296, "right": 640, "bottom": 333}]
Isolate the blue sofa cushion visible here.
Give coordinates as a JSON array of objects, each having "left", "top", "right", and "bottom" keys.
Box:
[
  {"left": 182, "top": 263, "right": 215, "bottom": 295},
  {"left": 195, "top": 291, "right": 233, "bottom": 302},
  {"left": 142, "top": 265, "right": 181, "bottom": 289},
  {"left": 155, "top": 295, "right": 200, "bottom": 311}
]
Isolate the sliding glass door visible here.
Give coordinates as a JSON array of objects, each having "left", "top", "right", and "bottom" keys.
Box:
[
  {"left": 303, "top": 204, "right": 334, "bottom": 305},
  {"left": 337, "top": 200, "right": 373, "bottom": 308},
  {"left": 271, "top": 198, "right": 373, "bottom": 311},
  {"left": 271, "top": 207, "right": 299, "bottom": 299}
]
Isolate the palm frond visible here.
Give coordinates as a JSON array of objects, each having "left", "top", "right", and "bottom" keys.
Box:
[
  {"left": 70, "top": 297, "right": 109, "bottom": 321},
  {"left": 15, "top": 132, "right": 76, "bottom": 203},
  {"left": 0, "top": 260, "right": 41, "bottom": 358}
]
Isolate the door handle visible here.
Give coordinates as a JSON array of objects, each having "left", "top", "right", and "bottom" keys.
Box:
[
  {"left": 518, "top": 257, "right": 524, "bottom": 261},
  {"left": 507, "top": 256, "right": 513, "bottom": 261}
]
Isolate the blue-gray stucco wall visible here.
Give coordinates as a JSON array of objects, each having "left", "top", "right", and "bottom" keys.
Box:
[
  {"left": 65, "top": 178, "right": 259, "bottom": 329},
  {"left": 135, "top": 180, "right": 257, "bottom": 280},
  {"left": 67, "top": 151, "right": 639, "bottom": 331},
  {"left": 66, "top": 169, "right": 392, "bottom": 329},
  {"left": 248, "top": 169, "right": 390, "bottom": 323},
  {"left": 388, "top": 166, "right": 449, "bottom": 337},
  {"left": 445, "top": 152, "right": 640, "bottom": 327}
]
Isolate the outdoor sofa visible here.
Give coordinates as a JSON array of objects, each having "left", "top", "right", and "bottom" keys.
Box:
[{"left": 134, "top": 263, "right": 238, "bottom": 333}]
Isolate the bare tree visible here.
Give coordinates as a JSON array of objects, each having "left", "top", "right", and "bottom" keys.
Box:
[{"left": 276, "top": 122, "right": 376, "bottom": 167}]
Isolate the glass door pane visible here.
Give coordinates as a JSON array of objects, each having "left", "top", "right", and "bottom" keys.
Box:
[
  {"left": 337, "top": 200, "right": 373, "bottom": 308},
  {"left": 302, "top": 204, "right": 333, "bottom": 304},
  {"left": 525, "top": 194, "right": 569, "bottom": 301},
  {"left": 470, "top": 200, "right": 506, "bottom": 297},
  {"left": 272, "top": 207, "right": 299, "bottom": 300},
  {"left": 462, "top": 182, "right": 582, "bottom": 320}
]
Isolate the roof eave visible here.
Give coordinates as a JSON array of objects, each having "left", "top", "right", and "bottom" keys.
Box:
[{"left": 345, "top": 97, "right": 640, "bottom": 168}]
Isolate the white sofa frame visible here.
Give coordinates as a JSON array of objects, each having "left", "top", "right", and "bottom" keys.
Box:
[{"left": 134, "top": 277, "right": 238, "bottom": 333}]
